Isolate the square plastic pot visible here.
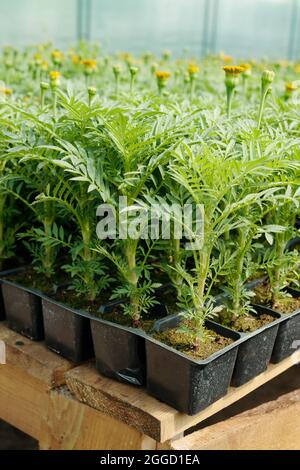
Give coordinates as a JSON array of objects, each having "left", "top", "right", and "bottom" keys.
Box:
[
  {"left": 230, "top": 306, "right": 281, "bottom": 387},
  {"left": 91, "top": 317, "right": 146, "bottom": 386},
  {"left": 270, "top": 287, "right": 300, "bottom": 364},
  {"left": 1, "top": 277, "right": 44, "bottom": 341},
  {"left": 145, "top": 315, "right": 241, "bottom": 415},
  {"left": 42, "top": 297, "right": 94, "bottom": 363},
  {"left": 0, "top": 268, "right": 26, "bottom": 321},
  {"left": 90, "top": 299, "right": 169, "bottom": 387}
]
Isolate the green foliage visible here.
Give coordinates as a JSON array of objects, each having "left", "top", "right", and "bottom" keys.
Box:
[{"left": 0, "top": 43, "right": 300, "bottom": 342}]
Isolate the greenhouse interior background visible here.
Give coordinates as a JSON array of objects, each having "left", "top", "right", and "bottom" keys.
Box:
[{"left": 0, "top": 0, "right": 299, "bottom": 59}]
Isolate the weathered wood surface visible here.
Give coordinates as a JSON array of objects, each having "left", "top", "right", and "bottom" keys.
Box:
[
  {"left": 0, "top": 323, "right": 73, "bottom": 387},
  {"left": 166, "top": 389, "right": 300, "bottom": 450},
  {"left": 0, "top": 322, "right": 299, "bottom": 449},
  {"left": 40, "top": 388, "right": 156, "bottom": 450},
  {"left": 66, "top": 351, "right": 300, "bottom": 442},
  {"left": 0, "top": 364, "right": 48, "bottom": 440}
]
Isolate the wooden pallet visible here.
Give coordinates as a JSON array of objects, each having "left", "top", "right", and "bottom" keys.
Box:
[{"left": 0, "top": 322, "right": 299, "bottom": 450}]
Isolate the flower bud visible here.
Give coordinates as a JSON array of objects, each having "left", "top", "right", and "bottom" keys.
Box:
[
  {"left": 262, "top": 70, "right": 275, "bottom": 86},
  {"left": 40, "top": 82, "right": 50, "bottom": 92},
  {"left": 151, "top": 62, "right": 158, "bottom": 74},
  {"left": 129, "top": 66, "right": 139, "bottom": 77},
  {"left": 162, "top": 49, "right": 171, "bottom": 61},
  {"left": 88, "top": 86, "right": 97, "bottom": 98},
  {"left": 113, "top": 65, "right": 121, "bottom": 78}
]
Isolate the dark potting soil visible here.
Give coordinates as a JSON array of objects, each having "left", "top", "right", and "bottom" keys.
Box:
[
  {"left": 254, "top": 281, "right": 300, "bottom": 314},
  {"left": 153, "top": 323, "right": 233, "bottom": 360},
  {"left": 0, "top": 258, "right": 24, "bottom": 273},
  {"left": 54, "top": 287, "right": 137, "bottom": 328},
  {"left": 53, "top": 286, "right": 169, "bottom": 333},
  {"left": 229, "top": 313, "right": 275, "bottom": 333},
  {"left": 4, "top": 267, "right": 67, "bottom": 296},
  {"left": 53, "top": 286, "right": 112, "bottom": 315},
  {"left": 99, "top": 307, "right": 156, "bottom": 333}
]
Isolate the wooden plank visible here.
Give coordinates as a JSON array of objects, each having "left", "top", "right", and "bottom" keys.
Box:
[
  {"left": 0, "top": 323, "right": 74, "bottom": 387},
  {"left": 0, "top": 364, "right": 48, "bottom": 440},
  {"left": 39, "top": 388, "right": 157, "bottom": 450},
  {"left": 66, "top": 350, "right": 300, "bottom": 443},
  {"left": 168, "top": 389, "right": 300, "bottom": 450},
  {"left": 66, "top": 364, "right": 171, "bottom": 443}
]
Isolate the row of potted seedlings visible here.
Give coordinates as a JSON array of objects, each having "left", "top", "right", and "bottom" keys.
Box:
[
  {"left": 1, "top": 232, "right": 299, "bottom": 415},
  {"left": 1, "top": 66, "right": 300, "bottom": 415}
]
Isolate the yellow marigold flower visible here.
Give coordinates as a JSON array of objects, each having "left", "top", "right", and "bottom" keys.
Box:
[
  {"left": 49, "top": 70, "right": 61, "bottom": 80},
  {"left": 81, "top": 59, "right": 97, "bottom": 70},
  {"left": 188, "top": 64, "right": 200, "bottom": 75},
  {"left": 223, "top": 65, "right": 245, "bottom": 75},
  {"left": 286, "top": 82, "right": 298, "bottom": 92},
  {"left": 71, "top": 55, "right": 80, "bottom": 65},
  {"left": 155, "top": 71, "right": 171, "bottom": 80},
  {"left": 239, "top": 63, "right": 251, "bottom": 72},
  {"left": 1, "top": 87, "right": 12, "bottom": 96},
  {"left": 51, "top": 49, "right": 64, "bottom": 60},
  {"left": 34, "top": 53, "right": 43, "bottom": 62}
]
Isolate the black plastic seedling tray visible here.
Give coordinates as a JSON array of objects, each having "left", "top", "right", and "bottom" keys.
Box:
[
  {"left": 90, "top": 298, "right": 169, "bottom": 386},
  {"left": 230, "top": 305, "right": 281, "bottom": 387},
  {"left": 0, "top": 275, "right": 44, "bottom": 341},
  {"left": 90, "top": 316, "right": 146, "bottom": 386},
  {"left": 270, "top": 287, "right": 300, "bottom": 364},
  {"left": 146, "top": 314, "right": 241, "bottom": 415},
  {"left": 0, "top": 268, "right": 26, "bottom": 321},
  {"left": 42, "top": 297, "right": 94, "bottom": 363}
]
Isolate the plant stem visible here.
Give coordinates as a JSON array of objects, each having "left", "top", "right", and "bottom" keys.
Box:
[
  {"left": 115, "top": 77, "right": 119, "bottom": 95},
  {"left": 171, "top": 237, "right": 183, "bottom": 298},
  {"left": 257, "top": 89, "right": 268, "bottom": 129},
  {"left": 271, "top": 232, "right": 285, "bottom": 306},
  {"left": 52, "top": 90, "right": 57, "bottom": 119},
  {"left": 226, "top": 87, "right": 234, "bottom": 118},
  {"left": 130, "top": 76, "right": 135, "bottom": 94},
  {"left": 125, "top": 240, "right": 140, "bottom": 322},
  {"left": 196, "top": 246, "right": 211, "bottom": 311},
  {"left": 190, "top": 79, "right": 195, "bottom": 99},
  {"left": 231, "top": 228, "right": 248, "bottom": 319}
]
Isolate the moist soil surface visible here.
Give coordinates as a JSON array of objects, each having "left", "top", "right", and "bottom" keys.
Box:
[
  {"left": 4, "top": 267, "right": 174, "bottom": 332},
  {"left": 154, "top": 323, "right": 233, "bottom": 360},
  {"left": 4, "top": 267, "right": 68, "bottom": 296},
  {"left": 254, "top": 281, "right": 300, "bottom": 314},
  {"left": 51, "top": 285, "right": 173, "bottom": 333},
  {"left": 0, "top": 258, "right": 25, "bottom": 273},
  {"left": 227, "top": 313, "right": 275, "bottom": 333}
]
